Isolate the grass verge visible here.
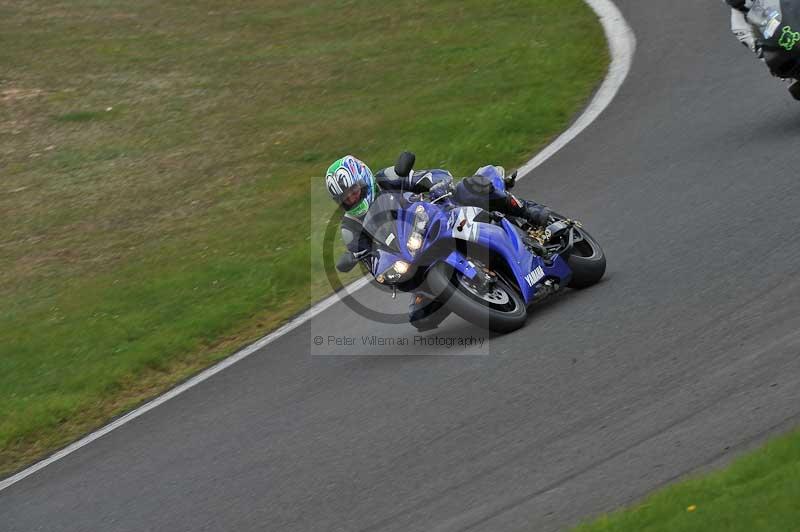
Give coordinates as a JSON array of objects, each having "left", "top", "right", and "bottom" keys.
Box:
[
  {"left": 1, "top": 0, "right": 607, "bottom": 476},
  {"left": 572, "top": 428, "right": 800, "bottom": 532}
]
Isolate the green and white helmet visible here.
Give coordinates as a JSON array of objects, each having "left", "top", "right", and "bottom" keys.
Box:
[{"left": 325, "top": 155, "right": 376, "bottom": 217}]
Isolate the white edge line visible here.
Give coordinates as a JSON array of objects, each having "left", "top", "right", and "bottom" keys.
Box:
[
  {"left": 0, "top": 277, "right": 372, "bottom": 492},
  {"left": 518, "top": 0, "right": 636, "bottom": 179},
  {"left": 0, "top": 0, "right": 635, "bottom": 493}
]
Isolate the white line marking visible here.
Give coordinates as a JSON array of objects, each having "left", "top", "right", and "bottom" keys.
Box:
[
  {"left": 518, "top": 0, "right": 636, "bottom": 179},
  {"left": 0, "top": 0, "right": 635, "bottom": 493},
  {"left": 0, "top": 278, "right": 372, "bottom": 492}
]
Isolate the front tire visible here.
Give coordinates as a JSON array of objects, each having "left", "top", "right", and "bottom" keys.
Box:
[{"left": 426, "top": 262, "right": 527, "bottom": 334}]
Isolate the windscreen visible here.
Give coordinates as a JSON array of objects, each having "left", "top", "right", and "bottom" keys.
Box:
[{"left": 362, "top": 193, "right": 405, "bottom": 252}]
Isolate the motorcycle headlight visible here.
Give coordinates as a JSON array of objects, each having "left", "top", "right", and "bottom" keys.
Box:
[
  {"left": 413, "top": 205, "right": 429, "bottom": 231},
  {"left": 407, "top": 233, "right": 423, "bottom": 253},
  {"left": 377, "top": 260, "right": 411, "bottom": 283},
  {"left": 394, "top": 261, "right": 410, "bottom": 275},
  {"left": 407, "top": 205, "right": 429, "bottom": 256}
]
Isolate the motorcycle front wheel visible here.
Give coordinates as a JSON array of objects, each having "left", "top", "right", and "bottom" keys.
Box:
[{"left": 426, "top": 261, "right": 527, "bottom": 334}]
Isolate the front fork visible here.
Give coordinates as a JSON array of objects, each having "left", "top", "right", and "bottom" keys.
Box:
[{"left": 423, "top": 251, "right": 495, "bottom": 294}]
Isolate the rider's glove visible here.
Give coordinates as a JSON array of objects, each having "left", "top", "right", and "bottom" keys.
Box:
[{"left": 428, "top": 180, "right": 454, "bottom": 202}]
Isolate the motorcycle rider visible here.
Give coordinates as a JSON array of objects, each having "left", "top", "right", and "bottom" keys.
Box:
[
  {"left": 325, "top": 154, "right": 551, "bottom": 331},
  {"left": 726, "top": 0, "right": 759, "bottom": 53},
  {"left": 725, "top": 0, "right": 800, "bottom": 98}
]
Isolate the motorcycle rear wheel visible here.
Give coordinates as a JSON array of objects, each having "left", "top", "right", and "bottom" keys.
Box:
[
  {"left": 789, "top": 80, "right": 800, "bottom": 101},
  {"left": 563, "top": 228, "right": 606, "bottom": 288}
]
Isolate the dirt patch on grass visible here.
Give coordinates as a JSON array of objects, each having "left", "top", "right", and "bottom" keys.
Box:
[{"left": 0, "top": 87, "right": 43, "bottom": 103}]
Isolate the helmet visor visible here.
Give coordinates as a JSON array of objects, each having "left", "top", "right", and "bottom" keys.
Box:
[{"left": 341, "top": 184, "right": 363, "bottom": 210}]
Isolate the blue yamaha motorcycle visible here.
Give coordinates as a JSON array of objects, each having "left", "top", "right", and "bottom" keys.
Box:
[{"left": 336, "top": 154, "right": 606, "bottom": 333}]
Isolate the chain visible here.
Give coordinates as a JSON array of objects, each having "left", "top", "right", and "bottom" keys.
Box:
[
  {"left": 527, "top": 228, "right": 548, "bottom": 245},
  {"left": 527, "top": 219, "right": 582, "bottom": 245}
]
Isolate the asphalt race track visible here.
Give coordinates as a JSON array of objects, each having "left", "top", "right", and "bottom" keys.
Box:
[{"left": 4, "top": 2, "right": 800, "bottom": 531}]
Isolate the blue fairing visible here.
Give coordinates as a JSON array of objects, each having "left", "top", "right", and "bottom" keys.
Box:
[
  {"left": 442, "top": 251, "right": 480, "bottom": 280},
  {"left": 474, "top": 165, "right": 507, "bottom": 191},
  {"left": 363, "top": 190, "right": 573, "bottom": 305},
  {"left": 436, "top": 201, "right": 573, "bottom": 304},
  {"left": 471, "top": 216, "right": 571, "bottom": 303}
]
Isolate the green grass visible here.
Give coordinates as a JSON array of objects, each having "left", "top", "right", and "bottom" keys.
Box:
[
  {"left": 572, "top": 429, "right": 800, "bottom": 532},
  {"left": 0, "top": 0, "right": 608, "bottom": 475}
]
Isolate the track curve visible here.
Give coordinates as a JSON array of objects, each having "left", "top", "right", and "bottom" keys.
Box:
[{"left": 4, "top": 2, "right": 800, "bottom": 531}]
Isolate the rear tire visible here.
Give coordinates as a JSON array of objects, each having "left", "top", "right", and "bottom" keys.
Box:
[
  {"left": 790, "top": 80, "right": 800, "bottom": 101},
  {"left": 426, "top": 262, "right": 527, "bottom": 334},
  {"left": 564, "top": 229, "right": 606, "bottom": 289}
]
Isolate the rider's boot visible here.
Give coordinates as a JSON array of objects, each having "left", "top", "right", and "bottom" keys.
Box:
[
  {"left": 506, "top": 195, "right": 552, "bottom": 228},
  {"left": 506, "top": 196, "right": 555, "bottom": 263},
  {"left": 409, "top": 294, "right": 450, "bottom": 332}
]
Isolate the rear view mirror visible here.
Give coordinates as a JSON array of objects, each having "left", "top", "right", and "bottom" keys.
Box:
[{"left": 394, "top": 151, "right": 416, "bottom": 178}]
